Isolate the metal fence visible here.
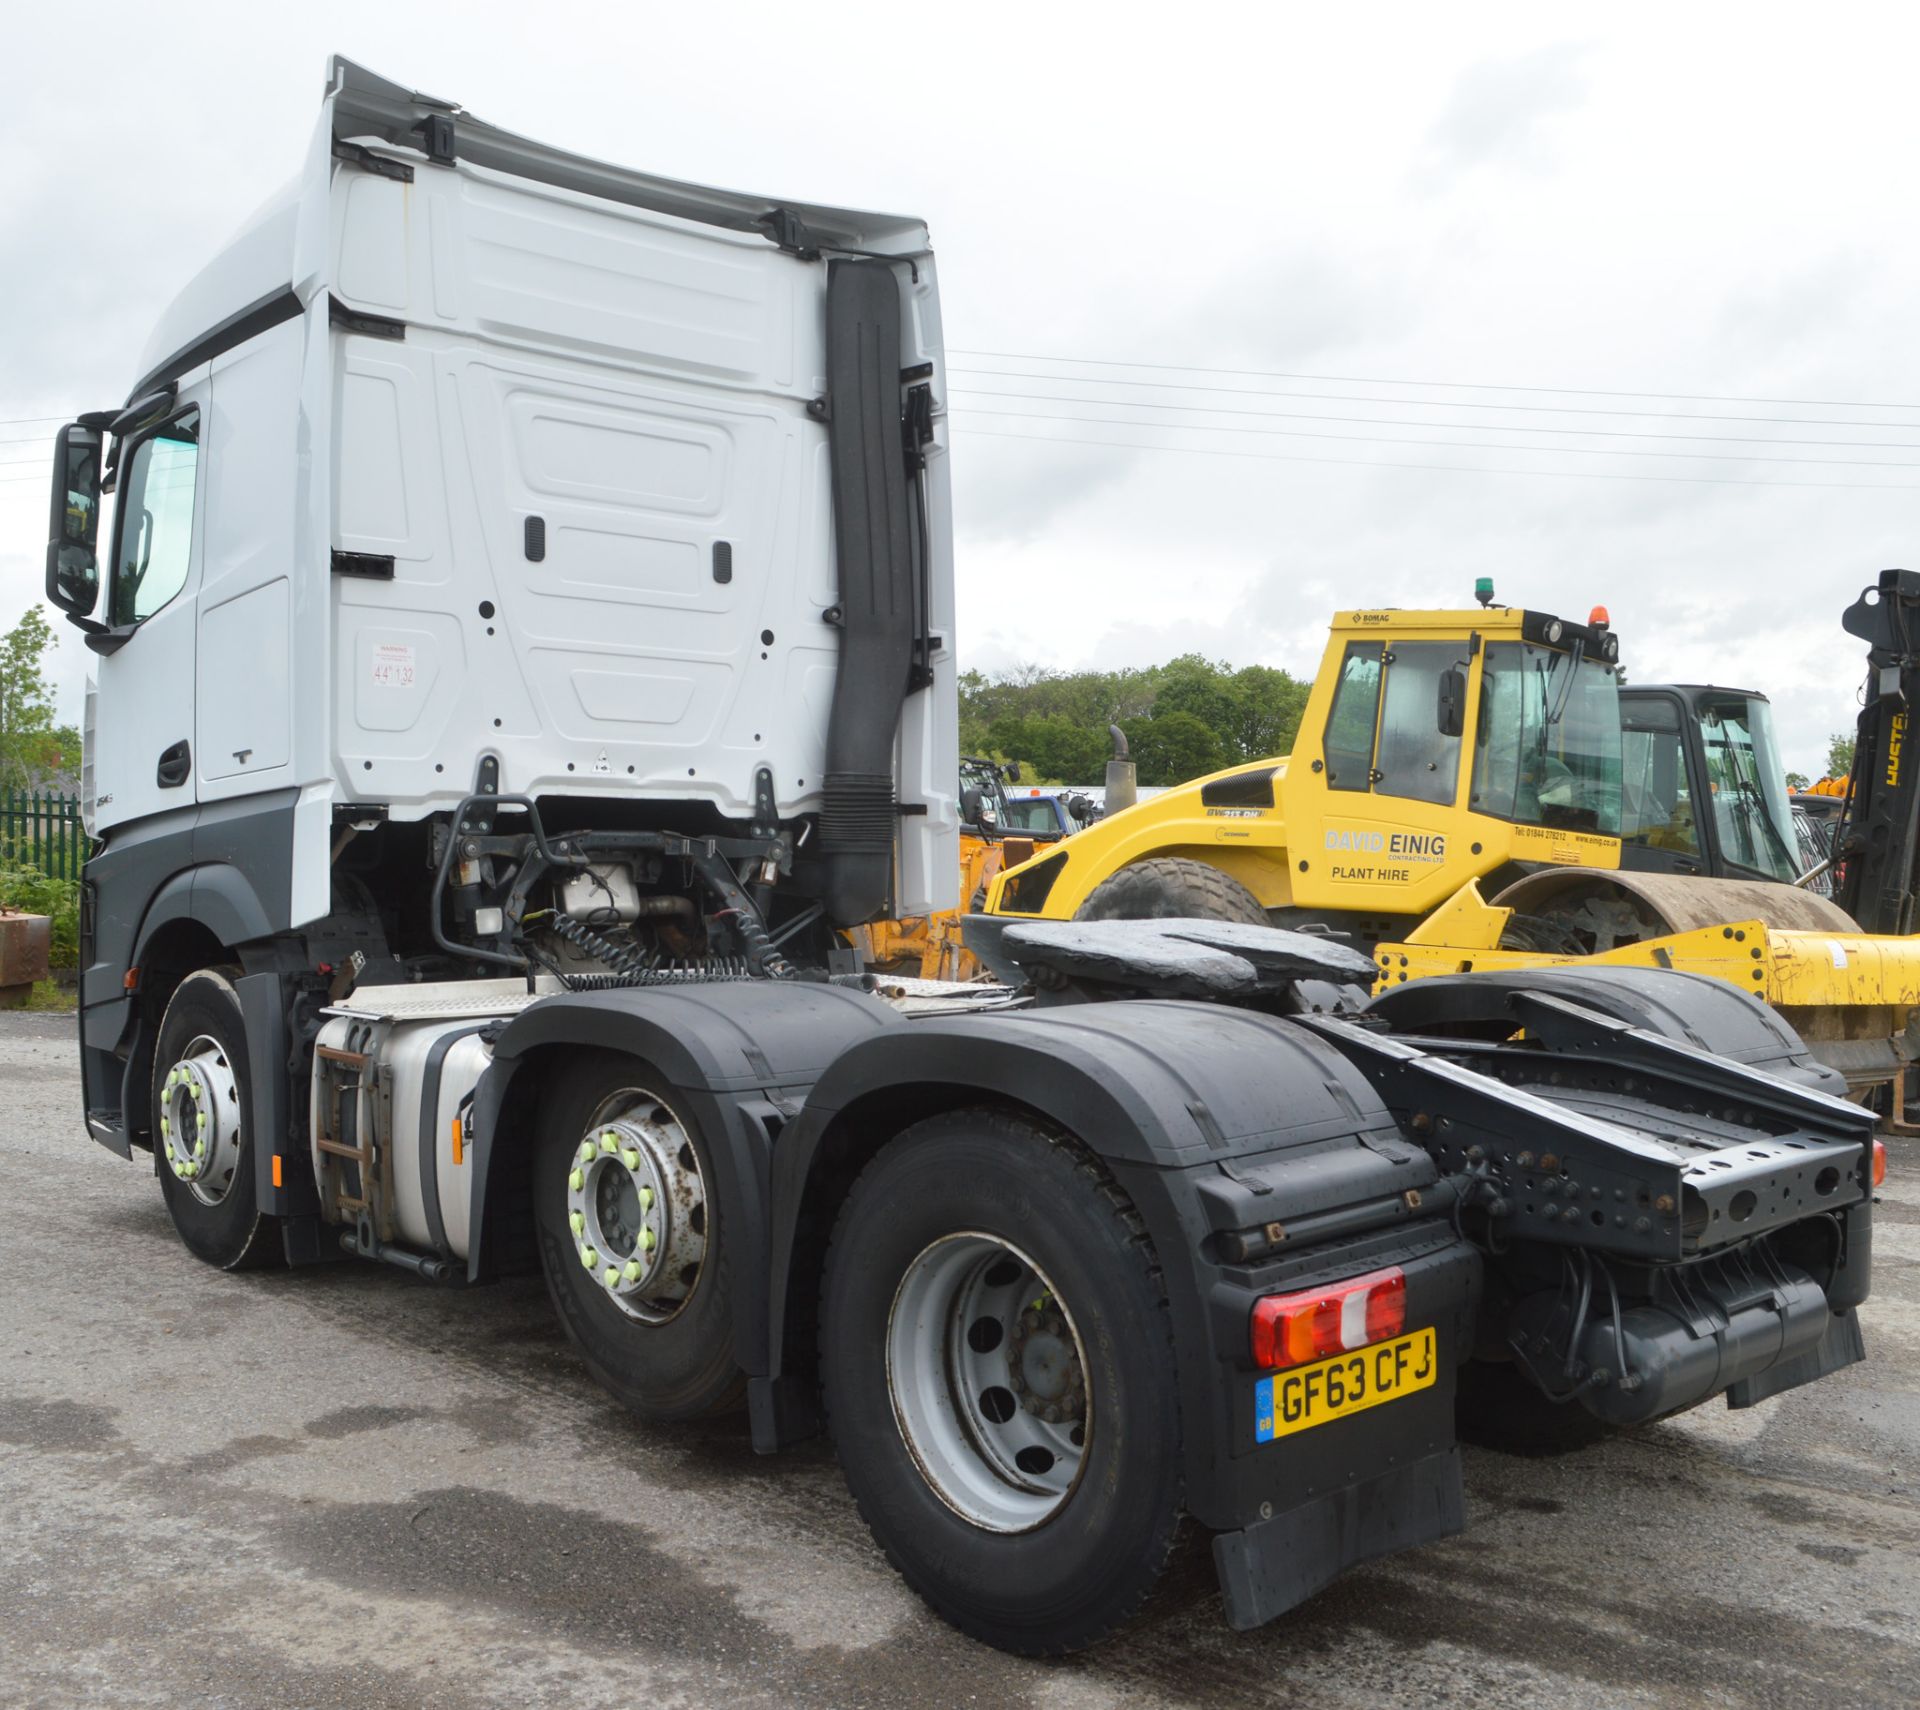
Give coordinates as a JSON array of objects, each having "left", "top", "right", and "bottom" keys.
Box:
[{"left": 0, "top": 789, "right": 87, "bottom": 882}]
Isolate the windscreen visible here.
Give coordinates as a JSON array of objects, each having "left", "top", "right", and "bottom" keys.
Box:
[
  {"left": 1002, "top": 797, "right": 1063, "bottom": 833},
  {"left": 1696, "top": 696, "right": 1800, "bottom": 882},
  {"left": 1471, "top": 642, "right": 1623, "bottom": 835}
]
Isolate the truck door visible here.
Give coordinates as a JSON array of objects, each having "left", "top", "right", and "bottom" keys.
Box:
[{"left": 89, "top": 377, "right": 210, "bottom": 833}]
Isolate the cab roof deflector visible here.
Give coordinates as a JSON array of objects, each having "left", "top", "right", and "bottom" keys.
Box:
[{"left": 326, "top": 55, "right": 929, "bottom": 258}]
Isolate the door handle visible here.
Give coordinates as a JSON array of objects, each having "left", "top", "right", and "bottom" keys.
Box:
[{"left": 156, "top": 740, "right": 191, "bottom": 788}]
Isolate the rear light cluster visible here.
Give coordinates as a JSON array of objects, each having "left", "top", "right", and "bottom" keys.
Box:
[
  {"left": 1873, "top": 1139, "right": 1887, "bottom": 1188},
  {"left": 1250, "top": 1265, "right": 1407, "bottom": 1370}
]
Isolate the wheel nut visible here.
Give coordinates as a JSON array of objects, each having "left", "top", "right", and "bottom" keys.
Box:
[
  {"left": 639, "top": 1185, "right": 655, "bottom": 1210},
  {"left": 568, "top": 1168, "right": 583, "bottom": 1192},
  {"left": 641, "top": 1228, "right": 656, "bottom": 1252},
  {"left": 569, "top": 1211, "right": 584, "bottom": 1236},
  {"left": 622, "top": 1148, "right": 641, "bottom": 1169},
  {"left": 603, "top": 1266, "right": 621, "bottom": 1288},
  {"left": 600, "top": 1134, "right": 619, "bottom": 1155},
  {"left": 623, "top": 1260, "right": 644, "bottom": 1283},
  {"left": 578, "top": 1141, "right": 596, "bottom": 1164},
  {"left": 579, "top": 1246, "right": 598, "bottom": 1270}
]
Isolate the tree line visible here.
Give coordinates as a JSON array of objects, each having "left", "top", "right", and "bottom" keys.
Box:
[{"left": 959, "top": 653, "right": 1311, "bottom": 787}]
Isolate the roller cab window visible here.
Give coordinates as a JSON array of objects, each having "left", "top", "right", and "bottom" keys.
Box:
[
  {"left": 1471, "top": 642, "right": 1622, "bottom": 835},
  {"left": 1323, "top": 643, "right": 1383, "bottom": 791},
  {"left": 1696, "top": 695, "right": 1799, "bottom": 883},
  {"left": 1620, "top": 699, "right": 1701, "bottom": 857},
  {"left": 108, "top": 410, "right": 201, "bottom": 628},
  {"left": 1322, "top": 640, "right": 1466, "bottom": 806}
]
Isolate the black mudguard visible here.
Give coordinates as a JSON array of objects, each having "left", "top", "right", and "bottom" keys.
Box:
[
  {"left": 469, "top": 982, "right": 902, "bottom": 1378},
  {"left": 1367, "top": 963, "right": 1846, "bottom": 1096},
  {"left": 761, "top": 998, "right": 1484, "bottom": 1627}
]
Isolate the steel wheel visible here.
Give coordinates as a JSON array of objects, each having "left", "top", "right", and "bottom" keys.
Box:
[
  {"left": 887, "top": 1231, "right": 1091, "bottom": 1533},
  {"left": 157, "top": 1033, "right": 245, "bottom": 1204},
  {"left": 564, "top": 1088, "right": 709, "bottom": 1324}
]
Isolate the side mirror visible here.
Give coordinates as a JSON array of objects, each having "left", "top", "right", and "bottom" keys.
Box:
[
  {"left": 45, "top": 424, "right": 103, "bottom": 619},
  {"left": 1437, "top": 666, "right": 1467, "bottom": 740},
  {"left": 1004, "top": 760, "right": 1023, "bottom": 783},
  {"left": 960, "top": 785, "right": 986, "bottom": 825}
]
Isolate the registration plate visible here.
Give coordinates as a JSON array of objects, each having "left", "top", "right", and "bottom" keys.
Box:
[{"left": 1254, "top": 1326, "right": 1437, "bottom": 1442}]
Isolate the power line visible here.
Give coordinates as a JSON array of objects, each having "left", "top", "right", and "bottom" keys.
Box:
[
  {"left": 948, "top": 364, "right": 1920, "bottom": 431},
  {"left": 950, "top": 406, "right": 1920, "bottom": 471},
  {"left": 957, "top": 423, "right": 1920, "bottom": 492},
  {"left": 950, "top": 385, "right": 1920, "bottom": 452},
  {"left": 947, "top": 347, "right": 1920, "bottom": 412}
]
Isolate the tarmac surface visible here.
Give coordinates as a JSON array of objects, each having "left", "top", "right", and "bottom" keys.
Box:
[{"left": 2, "top": 1006, "right": 1916, "bottom": 1709}]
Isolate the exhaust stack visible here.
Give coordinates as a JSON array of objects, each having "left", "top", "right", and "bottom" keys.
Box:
[{"left": 1104, "top": 723, "right": 1138, "bottom": 815}]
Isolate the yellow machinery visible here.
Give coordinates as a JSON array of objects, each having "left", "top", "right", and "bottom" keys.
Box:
[
  {"left": 982, "top": 587, "right": 1920, "bottom": 1103},
  {"left": 985, "top": 593, "right": 1632, "bottom": 929}
]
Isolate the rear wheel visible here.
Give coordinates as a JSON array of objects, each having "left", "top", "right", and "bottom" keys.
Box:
[
  {"left": 152, "top": 968, "right": 280, "bottom": 1271},
  {"left": 1075, "top": 856, "right": 1266, "bottom": 925},
  {"left": 821, "top": 1110, "right": 1184, "bottom": 1655},
  {"left": 531, "top": 1051, "right": 742, "bottom": 1421}
]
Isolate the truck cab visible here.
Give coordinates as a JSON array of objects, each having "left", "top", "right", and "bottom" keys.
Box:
[{"left": 47, "top": 57, "right": 958, "bottom": 1151}]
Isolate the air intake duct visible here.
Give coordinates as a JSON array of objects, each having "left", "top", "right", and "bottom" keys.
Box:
[{"left": 819, "top": 258, "right": 916, "bottom": 927}]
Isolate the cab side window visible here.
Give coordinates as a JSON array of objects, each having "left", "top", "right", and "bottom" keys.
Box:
[
  {"left": 1323, "top": 642, "right": 1383, "bottom": 791},
  {"left": 109, "top": 411, "right": 200, "bottom": 627},
  {"left": 1619, "top": 706, "right": 1700, "bottom": 855},
  {"left": 1374, "top": 642, "right": 1464, "bottom": 806}
]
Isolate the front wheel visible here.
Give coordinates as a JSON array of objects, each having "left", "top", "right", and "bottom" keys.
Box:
[
  {"left": 152, "top": 968, "right": 280, "bottom": 1270},
  {"left": 821, "top": 1110, "right": 1185, "bottom": 1654},
  {"left": 1075, "top": 856, "right": 1266, "bottom": 924}
]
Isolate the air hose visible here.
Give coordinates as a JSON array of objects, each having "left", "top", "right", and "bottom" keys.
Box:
[{"left": 545, "top": 913, "right": 751, "bottom": 988}]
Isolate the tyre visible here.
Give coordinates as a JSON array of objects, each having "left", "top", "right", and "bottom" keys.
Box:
[
  {"left": 152, "top": 968, "right": 281, "bottom": 1271},
  {"left": 821, "top": 1109, "right": 1184, "bottom": 1654},
  {"left": 531, "top": 1050, "right": 743, "bottom": 1421},
  {"left": 1075, "top": 856, "right": 1266, "bottom": 925},
  {"left": 1454, "top": 1359, "right": 1614, "bottom": 1455}
]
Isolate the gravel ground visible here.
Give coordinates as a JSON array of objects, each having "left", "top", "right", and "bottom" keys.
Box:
[{"left": 2, "top": 1007, "right": 1916, "bottom": 1709}]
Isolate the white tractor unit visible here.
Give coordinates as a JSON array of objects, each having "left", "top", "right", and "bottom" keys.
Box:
[{"left": 45, "top": 57, "right": 1879, "bottom": 1654}]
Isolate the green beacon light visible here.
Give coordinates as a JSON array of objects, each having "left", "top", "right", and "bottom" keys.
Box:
[{"left": 1474, "top": 576, "right": 1495, "bottom": 608}]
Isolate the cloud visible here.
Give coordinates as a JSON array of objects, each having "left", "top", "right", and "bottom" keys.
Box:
[{"left": 1424, "top": 41, "right": 1591, "bottom": 179}]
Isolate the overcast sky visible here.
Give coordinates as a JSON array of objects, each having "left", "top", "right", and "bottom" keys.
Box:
[{"left": 5, "top": 1, "right": 1917, "bottom": 777}]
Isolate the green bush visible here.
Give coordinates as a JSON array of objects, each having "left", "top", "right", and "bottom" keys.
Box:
[{"left": 0, "top": 863, "right": 79, "bottom": 969}]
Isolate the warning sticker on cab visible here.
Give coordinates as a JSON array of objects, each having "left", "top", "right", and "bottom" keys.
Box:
[
  {"left": 371, "top": 642, "right": 417, "bottom": 689},
  {"left": 1254, "top": 1326, "right": 1436, "bottom": 1442}
]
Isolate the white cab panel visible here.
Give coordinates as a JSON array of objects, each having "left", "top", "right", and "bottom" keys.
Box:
[{"left": 329, "top": 154, "right": 845, "bottom": 826}]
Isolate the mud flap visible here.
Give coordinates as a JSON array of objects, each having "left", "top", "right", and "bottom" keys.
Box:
[
  {"left": 1727, "top": 1307, "right": 1866, "bottom": 1410},
  {"left": 1212, "top": 1446, "right": 1464, "bottom": 1630}
]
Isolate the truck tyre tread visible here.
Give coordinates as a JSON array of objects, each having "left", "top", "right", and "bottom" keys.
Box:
[
  {"left": 153, "top": 966, "right": 281, "bottom": 1272},
  {"left": 820, "top": 1109, "right": 1186, "bottom": 1655},
  {"left": 531, "top": 1050, "right": 744, "bottom": 1422},
  {"left": 1075, "top": 856, "right": 1267, "bottom": 925}
]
